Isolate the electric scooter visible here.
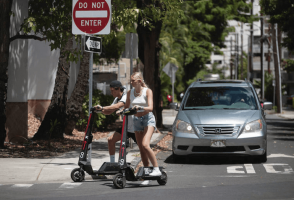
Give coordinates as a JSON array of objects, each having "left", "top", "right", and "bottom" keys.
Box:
[
  {"left": 71, "top": 107, "right": 120, "bottom": 182},
  {"left": 112, "top": 107, "right": 168, "bottom": 189}
]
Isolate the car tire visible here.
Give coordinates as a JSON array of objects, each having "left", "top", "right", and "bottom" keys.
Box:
[
  {"left": 254, "top": 151, "right": 267, "bottom": 163},
  {"left": 173, "top": 152, "right": 184, "bottom": 163}
]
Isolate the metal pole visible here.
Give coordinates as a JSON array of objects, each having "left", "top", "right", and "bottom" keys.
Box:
[
  {"left": 275, "top": 24, "right": 282, "bottom": 113},
  {"left": 118, "top": 57, "right": 120, "bottom": 82},
  {"left": 250, "top": 0, "right": 254, "bottom": 82},
  {"left": 241, "top": 23, "right": 243, "bottom": 79},
  {"left": 268, "top": 24, "right": 271, "bottom": 74},
  {"left": 230, "top": 37, "right": 233, "bottom": 79},
  {"left": 261, "top": 17, "right": 264, "bottom": 100},
  {"left": 130, "top": 33, "right": 133, "bottom": 89},
  {"left": 172, "top": 67, "right": 174, "bottom": 102},
  {"left": 235, "top": 34, "right": 238, "bottom": 79},
  {"left": 235, "top": 33, "right": 239, "bottom": 80},
  {"left": 89, "top": 52, "right": 93, "bottom": 116}
]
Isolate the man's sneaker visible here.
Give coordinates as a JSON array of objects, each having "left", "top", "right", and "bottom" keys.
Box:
[
  {"left": 140, "top": 180, "right": 150, "bottom": 186},
  {"left": 149, "top": 168, "right": 162, "bottom": 176}
]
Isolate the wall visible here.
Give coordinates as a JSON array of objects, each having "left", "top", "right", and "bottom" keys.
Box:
[{"left": 6, "top": 0, "right": 29, "bottom": 143}]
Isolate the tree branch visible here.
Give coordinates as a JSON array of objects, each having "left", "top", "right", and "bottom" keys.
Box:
[{"left": 9, "top": 34, "right": 47, "bottom": 43}]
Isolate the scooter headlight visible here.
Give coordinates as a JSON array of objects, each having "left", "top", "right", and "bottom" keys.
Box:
[
  {"left": 242, "top": 119, "right": 262, "bottom": 133},
  {"left": 175, "top": 120, "right": 194, "bottom": 133}
]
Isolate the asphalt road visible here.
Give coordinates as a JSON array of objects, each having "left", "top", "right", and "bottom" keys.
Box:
[{"left": 1, "top": 114, "right": 294, "bottom": 200}]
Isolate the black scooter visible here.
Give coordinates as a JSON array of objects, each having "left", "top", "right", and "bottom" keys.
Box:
[
  {"left": 112, "top": 107, "right": 167, "bottom": 189},
  {"left": 71, "top": 107, "right": 120, "bottom": 182}
]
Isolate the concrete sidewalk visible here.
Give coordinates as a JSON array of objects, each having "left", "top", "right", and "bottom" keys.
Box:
[
  {"left": 0, "top": 109, "right": 177, "bottom": 185},
  {"left": 265, "top": 107, "right": 294, "bottom": 120}
]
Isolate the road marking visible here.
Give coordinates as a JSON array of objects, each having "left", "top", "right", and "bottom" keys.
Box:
[
  {"left": 59, "top": 183, "right": 82, "bottom": 189},
  {"left": 11, "top": 184, "right": 33, "bottom": 188},
  {"left": 268, "top": 154, "right": 294, "bottom": 159},
  {"left": 244, "top": 164, "right": 256, "bottom": 174},
  {"left": 263, "top": 163, "right": 294, "bottom": 174},
  {"left": 227, "top": 166, "right": 245, "bottom": 174}
]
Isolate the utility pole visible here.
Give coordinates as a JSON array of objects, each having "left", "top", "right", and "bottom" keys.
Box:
[
  {"left": 235, "top": 33, "right": 239, "bottom": 79},
  {"left": 230, "top": 37, "right": 233, "bottom": 79},
  {"left": 261, "top": 16, "right": 264, "bottom": 100},
  {"left": 241, "top": 23, "right": 243, "bottom": 79},
  {"left": 250, "top": 0, "right": 254, "bottom": 82},
  {"left": 267, "top": 24, "right": 271, "bottom": 74},
  {"left": 272, "top": 23, "right": 282, "bottom": 113}
]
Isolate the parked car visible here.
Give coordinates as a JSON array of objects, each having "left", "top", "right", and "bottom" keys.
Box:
[{"left": 170, "top": 79, "right": 273, "bottom": 163}]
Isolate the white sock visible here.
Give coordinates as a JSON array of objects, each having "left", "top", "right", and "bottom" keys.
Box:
[
  {"left": 153, "top": 167, "right": 159, "bottom": 171},
  {"left": 110, "top": 155, "right": 115, "bottom": 163}
]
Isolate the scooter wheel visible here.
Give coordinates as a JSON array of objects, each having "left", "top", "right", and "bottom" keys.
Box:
[
  {"left": 113, "top": 173, "right": 126, "bottom": 189},
  {"left": 71, "top": 168, "right": 85, "bottom": 182},
  {"left": 157, "top": 171, "right": 167, "bottom": 185}
]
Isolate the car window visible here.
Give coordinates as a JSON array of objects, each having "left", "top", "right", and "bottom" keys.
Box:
[{"left": 184, "top": 86, "right": 258, "bottom": 110}]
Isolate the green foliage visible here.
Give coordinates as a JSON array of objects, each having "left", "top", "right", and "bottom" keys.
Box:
[
  {"left": 282, "top": 59, "right": 294, "bottom": 73},
  {"left": 260, "top": 0, "right": 294, "bottom": 52},
  {"left": 159, "top": 0, "right": 254, "bottom": 99},
  {"left": 253, "top": 71, "right": 274, "bottom": 101},
  {"left": 22, "top": 0, "right": 79, "bottom": 62},
  {"left": 237, "top": 51, "right": 248, "bottom": 80},
  {"left": 76, "top": 90, "right": 118, "bottom": 130}
]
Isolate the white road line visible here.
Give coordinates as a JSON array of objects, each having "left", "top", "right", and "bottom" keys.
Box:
[
  {"left": 244, "top": 164, "right": 256, "bottom": 174},
  {"left": 227, "top": 166, "right": 245, "bottom": 174},
  {"left": 268, "top": 154, "right": 294, "bottom": 159},
  {"left": 263, "top": 163, "right": 294, "bottom": 174},
  {"left": 11, "top": 184, "right": 33, "bottom": 188},
  {"left": 59, "top": 183, "right": 82, "bottom": 189}
]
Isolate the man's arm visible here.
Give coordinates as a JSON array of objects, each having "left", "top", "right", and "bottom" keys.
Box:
[{"left": 101, "top": 101, "right": 125, "bottom": 115}]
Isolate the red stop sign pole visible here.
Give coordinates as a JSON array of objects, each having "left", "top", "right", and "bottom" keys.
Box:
[{"left": 72, "top": 0, "right": 111, "bottom": 35}]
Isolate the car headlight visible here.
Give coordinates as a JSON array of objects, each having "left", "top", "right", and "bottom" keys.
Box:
[
  {"left": 175, "top": 120, "right": 194, "bottom": 133},
  {"left": 243, "top": 119, "right": 262, "bottom": 133}
]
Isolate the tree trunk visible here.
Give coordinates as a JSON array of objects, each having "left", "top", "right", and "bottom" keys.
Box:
[
  {"left": 33, "top": 37, "right": 73, "bottom": 140},
  {"left": 137, "top": 19, "right": 163, "bottom": 128},
  {"left": 64, "top": 47, "right": 90, "bottom": 135},
  {"left": 0, "top": 0, "right": 13, "bottom": 148}
]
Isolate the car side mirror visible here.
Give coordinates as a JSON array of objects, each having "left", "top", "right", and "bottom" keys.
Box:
[
  {"left": 169, "top": 102, "right": 178, "bottom": 110},
  {"left": 263, "top": 102, "right": 273, "bottom": 110}
]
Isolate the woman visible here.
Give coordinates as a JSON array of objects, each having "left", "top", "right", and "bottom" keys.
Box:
[{"left": 124, "top": 72, "right": 161, "bottom": 185}]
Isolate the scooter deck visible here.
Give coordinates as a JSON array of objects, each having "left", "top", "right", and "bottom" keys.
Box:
[
  {"left": 96, "top": 162, "right": 120, "bottom": 175},
  {"left": 134, "top": 167, "right": 164, "bottom": 180}
]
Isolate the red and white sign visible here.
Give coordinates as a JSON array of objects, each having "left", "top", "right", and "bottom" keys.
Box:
[{"left": 72, "top": 0, "right": 111, "bottom": 35}]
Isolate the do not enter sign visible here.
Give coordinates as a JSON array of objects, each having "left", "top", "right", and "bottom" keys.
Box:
[{"left": 72, "top": 0, "right": 111, "bottom": 35}]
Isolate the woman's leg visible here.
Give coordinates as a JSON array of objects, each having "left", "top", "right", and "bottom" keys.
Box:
[
  {"left": 141, "top": 126, "right": 159, "bottom": 167},
  {"left": 135, "top": 131, "right": 149, "bottom": 167}
]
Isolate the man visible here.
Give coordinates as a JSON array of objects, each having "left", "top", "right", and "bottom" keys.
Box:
[{"left": 94, "top": 80, "right": 136, "bottom": 163}]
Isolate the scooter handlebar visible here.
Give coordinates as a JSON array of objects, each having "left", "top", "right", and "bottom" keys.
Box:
[{"left": 90, "top": 107, "right": 102, "bottom": 113}]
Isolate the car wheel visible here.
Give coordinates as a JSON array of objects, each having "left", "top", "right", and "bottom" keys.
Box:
[
  {"left": 255, "top": 151, "right": 267, "bottom": 163},
  {"left": 172, "top": 152, "right": 183, "bottom": 163}
]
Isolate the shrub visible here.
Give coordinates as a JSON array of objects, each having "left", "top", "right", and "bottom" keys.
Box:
[{"left": 76, "top": 89, "right": 118, "bottom": 131}]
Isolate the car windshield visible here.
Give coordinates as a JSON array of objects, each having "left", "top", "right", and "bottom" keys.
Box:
[{"left": 183, "top": 86, "right": 258, "bottom": 110}]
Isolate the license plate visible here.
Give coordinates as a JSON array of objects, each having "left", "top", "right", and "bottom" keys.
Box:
[{"left": 211, "top": 140, "right": 226, "bottom": 147}]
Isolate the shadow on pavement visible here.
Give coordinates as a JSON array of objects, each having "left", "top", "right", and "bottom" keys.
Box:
[{"left": 164, "top": 154, "right": 265, "bottom": 165}]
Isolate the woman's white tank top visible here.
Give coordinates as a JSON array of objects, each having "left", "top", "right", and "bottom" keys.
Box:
[{"left": 130, "top": 87, "right": 148, "bottom": 108}]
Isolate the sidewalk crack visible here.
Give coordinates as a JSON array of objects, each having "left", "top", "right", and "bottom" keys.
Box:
[{"left": 36, "top": 159, "right": 53, "bottom": 181}]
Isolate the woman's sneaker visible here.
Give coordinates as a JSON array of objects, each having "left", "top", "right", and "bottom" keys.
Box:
[
  {"left": 149, "top": 167, "right": 162, "bottom": 176},
  {"left": 140, "top": 180, "right": 150, "bottom": 186}
]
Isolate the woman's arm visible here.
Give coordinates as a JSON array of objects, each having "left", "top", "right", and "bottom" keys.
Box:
[{"left": 144, "top": 88, "right": 153, "bottom": 112}]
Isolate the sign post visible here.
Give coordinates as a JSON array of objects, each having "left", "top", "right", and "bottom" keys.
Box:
[{"left": 72, "top": 0, "right": 111, "bottom": 115}]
